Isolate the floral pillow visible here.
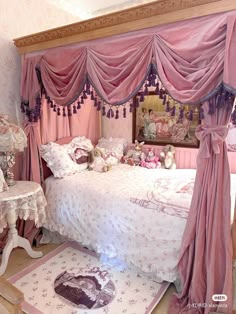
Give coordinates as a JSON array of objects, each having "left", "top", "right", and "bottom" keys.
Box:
[
  {"left": 41, "top": 142, "right": 87, "bottom": 178},
  {"left": 69, "top": 136, "right": 94, "bottom": 164},
  {"left": 96, "top": 137, "right": 127, "bottom": 163}
]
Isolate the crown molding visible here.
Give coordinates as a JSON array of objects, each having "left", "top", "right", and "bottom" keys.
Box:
[{"left": 13, "top": 0, "right": 236, "bottom": 54}]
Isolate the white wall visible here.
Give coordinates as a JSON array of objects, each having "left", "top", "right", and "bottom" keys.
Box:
[{"left": 0, "top": 0, "right": 79, "bottom": 124}]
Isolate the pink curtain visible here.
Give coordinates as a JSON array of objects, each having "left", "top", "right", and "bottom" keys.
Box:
[
  {"left": 169, "top": 97, "right": 233, "bottom": 313},
  {"left": 22, "top": 11, "right": 236, "bottom": 108},
  {"left": 40, "top": 97, "right": 99, "bottom": 144}
]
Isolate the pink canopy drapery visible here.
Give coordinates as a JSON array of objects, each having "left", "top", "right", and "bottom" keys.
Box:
[
  {"left": 21, "top": 11, "right": 236, "bottom": 111},
  {"left": 19, "top": 9, "right": 236, "bottom": 314}
]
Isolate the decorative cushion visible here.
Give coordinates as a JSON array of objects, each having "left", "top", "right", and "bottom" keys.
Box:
[
  {"left": 41, "top": 142, "right": 87, "bottom": 178},
  {"left": 69, "top": 136, "right": 94, "bottom": 164},
  {"left": 96, "top": 137, "right": 128, "bottom": 163}
]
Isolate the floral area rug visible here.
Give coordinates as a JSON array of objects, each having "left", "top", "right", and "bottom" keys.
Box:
[{"left": 9, "top": 242, "right": 169, "bottom": 314}]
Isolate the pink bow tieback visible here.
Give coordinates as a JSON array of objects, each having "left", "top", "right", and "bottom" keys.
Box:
[{"left": 195, "top": 125, "right": 228, "bottom": 158}]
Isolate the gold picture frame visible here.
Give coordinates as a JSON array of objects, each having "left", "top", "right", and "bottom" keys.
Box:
[{"left": 132, "top": 92, "right": 200, "bottom": 148}]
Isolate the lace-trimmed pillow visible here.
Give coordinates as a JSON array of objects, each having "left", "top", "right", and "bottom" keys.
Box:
[
  {"left": 41, "top": 142, "right": 87, "bottom": 178},
  {"left": 96, "top": 137, "right": 127, "bottom": 162}
]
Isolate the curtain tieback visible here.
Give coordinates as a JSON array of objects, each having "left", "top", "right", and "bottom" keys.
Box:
[{"left": 195, "top": 125, "right": 228, "bottom": 158}]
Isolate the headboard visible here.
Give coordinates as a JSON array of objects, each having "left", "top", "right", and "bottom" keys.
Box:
[{"left": 41, "top": 136, "right": 75, "bottom": 181}]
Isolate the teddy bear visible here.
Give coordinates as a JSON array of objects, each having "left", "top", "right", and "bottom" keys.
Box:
[
  {"left": 88, "top": 147, "right": 112, "bottom": 172},
  {"left": 121, "top": 140, "right": 145, "bottom": 166},
  {"left": 140, "top": 148, "right": 161, "bottom": 169},
  {"left": 159, "top": 144, "right": 176, "bottom": 169}
]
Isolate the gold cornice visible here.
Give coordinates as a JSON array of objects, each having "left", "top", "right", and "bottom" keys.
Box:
[{"left": 13, "top": 0, "right": 236, "bottom": 54}]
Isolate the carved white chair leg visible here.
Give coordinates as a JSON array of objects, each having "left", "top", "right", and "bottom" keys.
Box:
[
  {"left": 17, "top": 236, "right": 42, "bottom": 258},
  {"left": 0, "top": 240, "right": 14, "bottom": 275}
]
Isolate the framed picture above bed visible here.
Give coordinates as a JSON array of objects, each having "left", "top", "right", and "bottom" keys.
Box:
[{"left": 132, "top": 92, "right": 200, "bottom": 148}]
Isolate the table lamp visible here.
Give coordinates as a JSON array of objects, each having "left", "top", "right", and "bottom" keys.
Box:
[{"left": 0, "top": 114, "right": 27, "bottom": 186}]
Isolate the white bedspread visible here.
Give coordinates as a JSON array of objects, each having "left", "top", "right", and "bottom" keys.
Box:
[{"left": 44, "top": 165, "right": 236, "bottom": 283}]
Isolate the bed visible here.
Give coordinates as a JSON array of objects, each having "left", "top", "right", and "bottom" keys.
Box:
[{"left": 42, "top": 153, "right": 236, "bottom": 284}]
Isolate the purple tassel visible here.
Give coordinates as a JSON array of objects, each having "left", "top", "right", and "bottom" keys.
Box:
[
  {"left": 199, "top": 107, "right": 204, "bottom": 120},
  {"left": 171, "top": 106, "right": 176, "bottom": 116},
  {"left": 63, "top": 107, "right": 66, "bottom": 117},
  {"left": 57, "top": 107, "right": 61, "bottom": 116},
  {"left": 162, "top": 94, "right": 167, "bottom": 106},
  {"left": 123, "top": 107, "right": 126, "bottom": 118},
  {"left": 46, "top": 96, "right": 50, "bottom": 104},
  {"left": 165, "top": 101, "right": 170, "bottom": 112},
  {"left": 135, "top": 98, "right": 140, "bottom": 108},
  {"left": 50, "top": 100, "right": 53, "bottom": 108},
  {"left": 73, "top": 105, "right": 77, "bottom": 114},
  {"left": 77, "top": 101, "right": 81, "bottom": 109},
  {"left": 144, "top": 84, "right": 148, "bottom": 96},
  {"left": 80, "top": 97, "right": 84, "bottom": 104},
  {"left": 83, "top": 91, "right": 87, "bottom": 99},
  {"left": 159, "top": 89, "right": 164, "bottom": 99},
  {"left": 111, "top": 108, "right": 114, "bottom": 118},
  {"left": 189, "top": 110, "right": 193, "bottom": 121},
  {"left": 115, "top": 109, "right": 119, "bottom": 119},
  {"left": 90, "top": 91, "right": 94, "bottom": 100},
  {"left": 68, "top": 107, "right": 72, "bottom": 116},
  {"left": 106, "top": 108, "right": 111, "bottom": 119},
  {"left": 97, "top": 101, "right": 101, "bottom": 111},
  {"left": 129, "top": 103, "right": 133, "bottom": 113},
  {"left": 140, "top": 92, "right": 145, "bottom": 102},
  {"left": 102, "top": 106, "right": 106, "bottom": 116},
  {"left": 179, "top": 107, "right": 184, "bottom": 120},
  {"left": 94, "top": 97, "right": 98, "bottom": 107},
  {"left": 155, "top": 82, "right": 159, "bottom": 95},
  {"left": 53, "top": 104, "right": 56, "bottom": 112}
]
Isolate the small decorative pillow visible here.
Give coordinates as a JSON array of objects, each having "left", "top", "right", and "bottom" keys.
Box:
[
  {"left": 41, "top": 142, "right": 87, "bottom": 178},
  {"left": 70, "top": 136, "right": 94, "bottom": 164},
  {"left": 97, "top": 137, "right": 127, "bottom": 162},
  {"left": 0, "top": 168, "right": 8, "bottom": 192}
]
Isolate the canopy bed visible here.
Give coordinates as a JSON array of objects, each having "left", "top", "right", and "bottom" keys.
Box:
[{"left": 9, "top": 0, "right": 236, "bottom": 313}]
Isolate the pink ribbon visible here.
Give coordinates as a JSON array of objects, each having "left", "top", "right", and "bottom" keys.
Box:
[{"left": 195, "top": 125, "right": 228, "bottom": 158}]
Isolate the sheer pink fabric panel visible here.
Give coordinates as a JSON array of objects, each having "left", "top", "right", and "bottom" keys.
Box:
[
  {"left": 40, "top": 97, "right": 99, "bottom": 144},
  {"left": 22, "top": 11, "right": 236, "bottom": 108},
  {"left": 169, "top": 102, "right": 233, "bottom": 313}
]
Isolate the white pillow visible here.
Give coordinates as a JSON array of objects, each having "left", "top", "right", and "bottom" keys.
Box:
[
  {"left": 41, "top": 142, "right": 87, "bottom": 178},
  {"left": 71, "top": 136, "right": 94, "bottom": 152},
  {"left": 97, "top": 137, "right": 127, "bottom": 159}
]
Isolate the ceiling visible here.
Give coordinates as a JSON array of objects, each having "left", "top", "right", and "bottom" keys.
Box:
[{"left": 46, "top": 0, "right": 155, "bottom": 20}]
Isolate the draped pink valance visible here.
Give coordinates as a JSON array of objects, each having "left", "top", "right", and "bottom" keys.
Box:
[{"left": 21, "top": 10, "right": 236, "bottom": 113}]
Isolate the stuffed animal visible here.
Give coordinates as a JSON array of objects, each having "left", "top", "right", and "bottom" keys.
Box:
[
  {"left": 160, "top": 144, "right": 176, "bottom": 169},
  {"left": 88, "top": 147, "right": 112, "bottom": 172},
  {"left": 140, "top": 148, "right": 161, "bottom": 169},
  {"left": 121, "top": 140, "right": 145, "bottom": 166}
]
